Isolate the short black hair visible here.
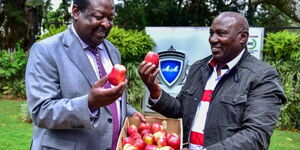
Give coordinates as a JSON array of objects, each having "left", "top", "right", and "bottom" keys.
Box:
[{"left": 73, "top": 0, "right": 90, "bottom": 11}]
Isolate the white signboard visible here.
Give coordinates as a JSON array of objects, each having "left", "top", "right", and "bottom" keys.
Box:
[{"left": 146, "top": 27, "right": 264, "bottom": 61}]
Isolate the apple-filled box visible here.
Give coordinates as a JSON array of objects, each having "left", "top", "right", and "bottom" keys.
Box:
[{"left": 116, "top": 116, "right": 183, "bottom": 150}]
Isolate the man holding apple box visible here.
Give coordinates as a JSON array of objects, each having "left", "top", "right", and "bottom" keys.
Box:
[
  {"left": 25, "top": 0, "right": 145, "bottom": 150},
  {"left": 138, "top": 12, "right": 286, "bottom": 150}
]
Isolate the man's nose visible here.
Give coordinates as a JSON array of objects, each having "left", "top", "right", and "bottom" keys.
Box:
[
  {"left": 209, "top": 34, "right": 218, "bottom": 44},
  {"left": 99, "top": 18, "right": 112, "bottom": 28}
]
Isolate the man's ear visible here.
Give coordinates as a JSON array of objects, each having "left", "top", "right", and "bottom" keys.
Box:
[
  {"left": 240, "top": 30, "right": 249, "bottom": 45},
  {"left": 72, "top": 4, "right": 80, "bottom": 20}
]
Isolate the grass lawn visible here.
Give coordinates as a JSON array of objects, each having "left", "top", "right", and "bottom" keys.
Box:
[
  {"left": 269, "top": 129, "right": 300, "bottom": 150},
  {"left": 0, "top": 99, "right": 299, "bottom": 150},
  {"left": 0, "top": 100, "right": 32, "bottom": 150}
]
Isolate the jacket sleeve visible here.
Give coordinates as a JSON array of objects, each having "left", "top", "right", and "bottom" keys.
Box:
[
  {"left": 205, "top": 68, "right": 286, "bottom": 150},
  {"left": 126, "top": 103, "right": 137, "bottom": 116},
  {"left": 149, "top": 87, "right": 186, "bottom": 118},
  {"left": 26, "top": 42, "right": 93, "bottom": 129}
]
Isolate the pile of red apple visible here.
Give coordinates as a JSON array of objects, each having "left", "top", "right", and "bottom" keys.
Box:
[{"left": 122, "top": 122, "right": 180, "bottom": 150}]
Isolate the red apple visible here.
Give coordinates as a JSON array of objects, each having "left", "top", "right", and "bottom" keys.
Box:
[
  {"left": 108, "top": 64, "right": 126, "bottom": 86},
  {"left": 127, "top": 124, "right": 138, "bottom": 136},
  {"left": 138, "top": 122, "right": 151, "bottom": 132},
  {"left": 151, "top": 122, "right": 164, "bottom": 134},
  {"left": 133, "top": 139, "right": 146, "bottom": 150},
  {"left": 122, "top": 137, "right": 134, "bottom": 146},
  {"left": 159, "top": 146, "right": 175, "bottom": 150},
  {"left": 143, "top": 133, "right": 155, "bottom": 145},
  {"left": 140, "top": 129, "right": 151, "bottom": 138},
  {"left": 167, "top": 133, "right": 178, "bottom": 140},
  {"left": 144, "top": 144, "right": 158, "bottom": 150},
  {"left": 144, "top": 52, "right": 159, "bottom": 67},
  {"left": 167, "top": 133, "right": 180, "bottom": 149},
  {"left": 157, "top": 137, "right": 168, "bottom": 148},
  {"left": 130, "top": 132, "right": 142, "bottom": 141},
  {"left": 123, "top": 143, "right": 137, "bottom": 150},
  {"left": 153, "top": 130, "right": 167, "bottom": 143}
]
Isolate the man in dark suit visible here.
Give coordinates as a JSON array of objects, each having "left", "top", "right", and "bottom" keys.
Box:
[
  {"left": 138, "top": 12, "right": 286, "bottom": 150},
  {"left": 25, "top": 0, "right": 145, "bottom": 149}
]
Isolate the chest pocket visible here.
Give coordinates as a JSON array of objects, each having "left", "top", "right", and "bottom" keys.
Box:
[{"left": 220, "top": 94, "right": 247, "bottom": 127}]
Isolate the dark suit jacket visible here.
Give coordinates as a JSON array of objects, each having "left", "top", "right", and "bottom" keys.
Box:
[
  {"left": 25, "top": 26, "right": 137, "bottom": 150},
  {"left": 150, "top": 50, "right": 286, "bottom": 150}
]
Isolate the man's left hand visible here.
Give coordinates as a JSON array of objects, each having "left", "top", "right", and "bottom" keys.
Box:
[{"left": 131, "top": 112, "right": 146, "bottom": 122}]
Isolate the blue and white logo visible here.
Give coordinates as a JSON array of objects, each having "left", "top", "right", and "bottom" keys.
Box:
[
  {"left": 158, "top": 46, "right": 185, "bottom": 87},
  {"left": 160, "top": 59, "right": 183, "bottom": 87}
]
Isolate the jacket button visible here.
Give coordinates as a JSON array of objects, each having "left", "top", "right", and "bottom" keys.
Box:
[
  {"left": 233, "top": 99, "right": 237, "bottom": 104},
  {"left": 108, "top": 118, "right": 112, "bottom": 123},
  {"left": 106, "top": 149, "right": 110, "bottom": 150}
]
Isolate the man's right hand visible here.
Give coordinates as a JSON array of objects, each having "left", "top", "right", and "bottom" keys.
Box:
[
  {"left": 138, "top": 61, "right": 161, "bottom": 99},
  {"left": 88, "top": 75, "right": 127, "bottom": 110}
]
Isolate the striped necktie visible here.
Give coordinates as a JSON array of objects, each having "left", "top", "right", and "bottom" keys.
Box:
[{"left": 87, "top": 46, "right": 119, "bottom": 150}]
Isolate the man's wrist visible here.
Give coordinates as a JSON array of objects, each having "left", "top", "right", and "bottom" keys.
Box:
[
  {"left": 150, "top": 89, "right": 161, "bottom": 99},
  {"left": 149, "top": 84, "right": 161, "bottom": 99}
]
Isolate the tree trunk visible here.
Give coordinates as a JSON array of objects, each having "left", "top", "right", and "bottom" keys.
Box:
[{"left": 251, "top": 0, "right": 300, "bottom": 23}]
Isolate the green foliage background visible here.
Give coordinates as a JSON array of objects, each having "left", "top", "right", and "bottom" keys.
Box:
[
  {"left": 2, "top": 25, "right": 300, "bottom": 131},
  {"left": 264, "top": 30, "right": 300, "bottom": 60},
  {"left": 0, "top": 42, "right": 27, "bottom": 99},
  {"left": 263, "top": 30, "right": 300, "bottom": 130},
  {"left": 106, "top": 26, "right": 155, "bottom": 63}
]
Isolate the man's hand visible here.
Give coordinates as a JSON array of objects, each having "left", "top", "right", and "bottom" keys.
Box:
[
  {"left": 138, "top": 61, "right": 161, "bottom": 99},
  {"left": 88, "top": 75, "right": 128, "bottom": 110},
  {"left": 131, "top": 112, "right": 146, "bottom": 122}
]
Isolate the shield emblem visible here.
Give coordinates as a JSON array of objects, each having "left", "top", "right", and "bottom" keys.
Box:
[{"left": 159, "top": 58, "right": 183, "bottom": 87}]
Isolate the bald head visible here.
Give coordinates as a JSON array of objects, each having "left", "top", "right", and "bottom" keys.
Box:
[{"left": 215, "top": 12, "right": 249, "bottom": 32}]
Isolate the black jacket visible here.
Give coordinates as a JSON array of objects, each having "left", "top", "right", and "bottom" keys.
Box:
[{"left": 150, "top": 50, "right": 286, "bottom": 150}]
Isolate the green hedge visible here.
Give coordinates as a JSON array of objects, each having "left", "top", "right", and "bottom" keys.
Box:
[
  {"left": 263, "top": 30, "right": 300, "bottom": 130},
  {"left": 264, "top": 30, "right": 300, "bottom": 60},
  {"left": 0, "top": 42, "right": 27, "bottom": 99},
  {"left": 106, "top": 26, "right": 155, "bottom": 63}
]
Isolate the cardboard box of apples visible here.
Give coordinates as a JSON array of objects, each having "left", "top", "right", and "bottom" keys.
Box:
[{"left": 116, "top": 116, "right": 183, "bottom": 150}]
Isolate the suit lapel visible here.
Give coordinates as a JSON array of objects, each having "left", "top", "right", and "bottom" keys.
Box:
[{"left": 62, "top": 27, "right": 98, "bottom": 87}]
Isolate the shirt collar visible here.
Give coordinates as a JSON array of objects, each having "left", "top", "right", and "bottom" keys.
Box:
[
  {"left": 71, "top": 24, "right": 104, "bottom": 50},
  {"left": 208, "top": 49, "right": 245, "bottom": 70}
]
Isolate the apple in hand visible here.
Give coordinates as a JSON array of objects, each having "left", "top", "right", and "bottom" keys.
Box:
[
  {"left": 108, "top": 64, "right": 126, "bottom": 86},
  {"left": 144, "top": 52, "right": 159, "bottom": 67},
  {"left": 167, "top": 133, "right": 180, "bottom": 149}
]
